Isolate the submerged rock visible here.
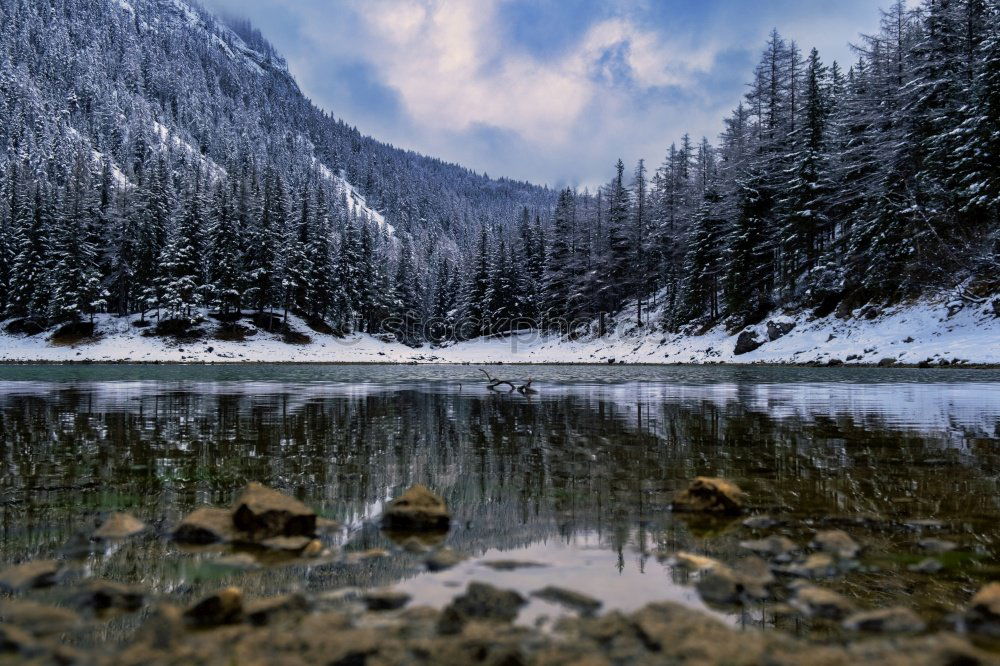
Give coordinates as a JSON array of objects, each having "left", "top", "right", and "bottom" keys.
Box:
[
  {"left": 363, "top": 589, "right": 412, "bottom": 612},
  {"left": 812, "top": 529, "right": 861, "bottom": 559},
  {"left": 695, "top": 555, "right": 773, "bottom": 605},
  {"left": 481, "top": 560, "right": 547, "bottom": 571},
  {"left": 173, "top": 506, "right": 240, "bottom": 544},
  {"left": 966, "top": 582, "right": 1000, "bottom": 637},
  {"left": 742, "top": 514, "right": 780, "bottom": 530},
  {"left": 908, "top": 558, "right": 943, "bottom": 574},
  {"left": 75, "top": 580, "right": 144, "bottom": 613},
  {"left": 0, "top": 624, "right": 38, "bottom": 655},
  {"left": 245, "top": 593, "right": 310, "bottom": 626},
  {"left": 532, "top": 586, "right": 602, "bottom": 616},
  {"left": 844, "top": 607, "right": 926, "bottom": 634},
  {"left": 739, "top": 535, "right": 799, "bottom": 562},
  {"left": 232, "top": 482, "right": 317, "bottom": 540},
  {"left": 92, "top": 512, "right": 146, "bottom": 540},
  {"left": 438, "top": 582, "right": 526, "bottom": 635},
  {"left": 917, "top": 538, "right": 957, "bottom": 553},
  {"left": 258, "top": 535, "right": 314, "bottom": 552},
  {"left": 381, "top": 485, "right": 451, "bottom": 532},
  {"left": 790, "top": 585, "right": 855, "bottom": 620},
  {"left": 671, "top": 477, "right": 745, "bottom": 515},
  {"left": 669, "top": 551, "right": 726, "bottom": 571},
  {"left": 184, "top": 587, "right": 244, "bottom": 627},
  {"left": 0, "top": 560, "right": 61, "bottom": 592},
  {"left": 426, "top": 547, "right": 466, "bottom": 572},
  {"left": 0, "top": 599, "right": 81, "bottom": 635},
  {"left": 782, "top": 553, "right": 840, "bottom": 579}
]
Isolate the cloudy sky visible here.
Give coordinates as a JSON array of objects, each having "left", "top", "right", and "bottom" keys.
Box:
[{"left": 203, "top": 0, "right": 894, "bottom": 188}]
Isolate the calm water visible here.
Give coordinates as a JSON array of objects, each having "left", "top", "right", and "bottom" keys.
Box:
[{"left": 1, "top": 364, "right": 999, "bottom": 644}]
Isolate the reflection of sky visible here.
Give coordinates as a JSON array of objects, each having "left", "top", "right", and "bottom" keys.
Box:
[{"left": 200, "top": 0, "right": 897, "bottom": 188}]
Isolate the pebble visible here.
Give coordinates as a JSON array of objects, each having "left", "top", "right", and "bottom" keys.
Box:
[
  {"left": 426, "top": 547, "right": 466, "bottom": 572},
  {"left": 92, "top": 512, "right": 146, "bottom": 540},
  {"left": 739, "top": 535, "right": 799, "bottom": 562},
  {"left": 843, "top": 607, "right": 926, "bottom": 634},
  {"left": 0, "top": 560, "right": 61, "bottom": 592},
  {"left": 811, "top": 530, "right": 861, "bottom": 559},
  {"left": 671, "top": 477, "right": 744, "bottom": 515},
  {"left": 790, "top": 585, "right": 855, "bottom": 620},
  {"left": 531, "top": 586, "right": 602, "bottom": 616}
]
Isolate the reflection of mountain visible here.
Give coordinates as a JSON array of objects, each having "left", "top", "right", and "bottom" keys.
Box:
[{"left": 1, "top": 381, "right": 999, "bottom": 608}]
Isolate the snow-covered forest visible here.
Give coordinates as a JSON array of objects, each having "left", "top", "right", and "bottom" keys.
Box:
[{"left": 0, "top": 0, "right": 997, "bottom": 349}]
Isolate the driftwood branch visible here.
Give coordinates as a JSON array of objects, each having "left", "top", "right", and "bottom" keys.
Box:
[{"left": 480, "top": 369, "right": 538, "bottom": 395}]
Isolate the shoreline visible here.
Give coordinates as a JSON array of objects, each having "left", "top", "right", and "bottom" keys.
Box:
[{"left": 2, "top": 359, "right": 1000, "bottom": 369}]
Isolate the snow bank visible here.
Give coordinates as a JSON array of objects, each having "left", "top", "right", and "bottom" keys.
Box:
[{"left": 0, "top": 296, "right": 997, "bottom": 365}]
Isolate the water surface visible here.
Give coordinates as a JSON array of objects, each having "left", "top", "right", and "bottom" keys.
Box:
[{"left": 1, "top": 364, "right": 999, "bottom": 644}]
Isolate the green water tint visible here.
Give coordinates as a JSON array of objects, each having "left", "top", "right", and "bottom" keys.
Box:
[{"left": 1, "top": 365, "right": 999, "bottom": 647}]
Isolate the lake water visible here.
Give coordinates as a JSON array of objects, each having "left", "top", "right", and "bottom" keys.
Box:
[{"left": 1, "top": 364, "right": 999, "bottom": 645}]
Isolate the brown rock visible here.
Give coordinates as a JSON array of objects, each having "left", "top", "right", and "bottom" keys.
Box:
[
  {"left": 184, "top": 587, "right": 244, "bottom": 627},
  {"left": 481, "top": 560, "right": 547, "bottom": 571},
  {"left": 258, "top": 535, "right": 313, "bottom": 552},
  {"left": 92, "top": 512, "right": 146, "bottom": 540},
  {"left": 173, "top": 506, "right": 240, "bottom": 544},
  {"left": 232, "top": 482, "right": 317, "bottom": 540},
  {"left": 135, "top": 604, "right": 185, "bottom": 650},
  {"left": 790, "top": 585, "right": 855, "bottom": 620},
  {"left": 739, "top": 535, "right": 799, "bottom": 562},
  {"left": 671, "top": 477, "right": 744, "bottom": 515},
  {"left": 245, "top": 593, "right": 310, "bottom": 626},
  {"left": 0, "top": 599, "right": 81, "bottom": 635},
  {"left": 363, "top": 588, "right": 412, "bottom": 612},
  {"left": 438, "top": 582, "right": 526, "bottom": 635},
  {"left": 532, "top": 586, "right": 602, "bottom": 616},
  {"left": 426, "top": 547, "right": 466, "bottom": 572},
  {"left": 0, "top": 624, "right": 38, "bottom": 655},
  {"left": 75, "top": 579, "right": 144, "bottom": 613},
  {"left": 844, "top": 607, "right": 926, "bottom": 633},
  {"left": 812, "top": 529, "right": 861, "bottom": 559},
  {"left": 696, "top": 564, "right": 769, "bottom": 605},
  {"left": 782, "top": 552, "right": 840, "bottom": 579},
  {"left": 381, "top": 484, "right": 451, "bottom": 532},
  {"left": 668, "top": 551, "right": 725, "bottom": 571},
  {"left": 966, "top": 582, "right": 1000, "bottom": 636},
  {"left": 0, "top": 560, "right": 61, "bottom": 592}
]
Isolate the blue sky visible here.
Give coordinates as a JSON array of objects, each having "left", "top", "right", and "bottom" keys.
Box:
[{"left": 203, "top": 0, "right": 894, "bottom": 188}]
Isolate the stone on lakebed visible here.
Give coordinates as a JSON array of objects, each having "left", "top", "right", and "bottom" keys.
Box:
[{"left": 381, "top": 484, "right": 451, "bottom": 532}]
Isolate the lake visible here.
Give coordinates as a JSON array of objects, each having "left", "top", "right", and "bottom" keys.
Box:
[{"left": 1, "top": 364, "right": 999, "bottom": 647}]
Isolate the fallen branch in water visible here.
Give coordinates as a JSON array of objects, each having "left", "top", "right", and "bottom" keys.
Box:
[{"left": 480, "top": 369, "right": 538, "bottom": 394}]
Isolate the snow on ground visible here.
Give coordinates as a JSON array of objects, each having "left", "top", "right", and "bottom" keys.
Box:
[{"left": 0, "top": 295, "right": 997, "bottom": 365}]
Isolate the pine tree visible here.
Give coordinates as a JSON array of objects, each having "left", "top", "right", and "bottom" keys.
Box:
[
  {"left": 208, "top": 179, "right": 243, "bottom": 316},
  {"left": 541, "top": 189, "right": 575, "bottom": 329}
]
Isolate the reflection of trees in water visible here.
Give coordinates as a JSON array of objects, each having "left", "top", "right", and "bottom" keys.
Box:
[{"left": 1, "top": 387, "right": 999, "bottom": 571}]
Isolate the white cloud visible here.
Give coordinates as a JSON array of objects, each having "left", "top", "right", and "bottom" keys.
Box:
[{"left": 343, "top": 0, "right": 717, "bottom": 145}]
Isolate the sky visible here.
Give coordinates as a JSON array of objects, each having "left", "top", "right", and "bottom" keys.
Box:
[{"left": 202, "top": 0, "right": 897, "bottom": 189}]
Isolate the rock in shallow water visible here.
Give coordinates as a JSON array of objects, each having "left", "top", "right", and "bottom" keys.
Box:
[
  {"left": 245, "top": 593, "right": 310, "bottom": 626},
  {"left": 790, "top": 585, "right": 855, "bottom": 620},
  {"left": 844, "top": 607, "right": 926, "bottom": 634},
  {"left": 966, "top": 582, "right": 1000, "bottom": 637},
  {"left": 381, "top": 485, "right": 451, "bottom": 532},
  {"left": 92, "top": 512, "right": 146, "bottom": 540},
  {"left": 173, "top": 506, "right": 241, "bottom": 544},
  {"left": 75, "top": 579, "right": 144, "bottom": 613},
  {"left": 739, "top": 535, "right": 799, "bottom": 562},
  {"left": 531, "top": 586, "right": 602, "bottom": 616},
  {"left": 363, "top": 589, "right": 412, "bottom": 612},
  {"left": 184, "top": 587, "right": 244, "bottom": 627},
  {"left": 811, "top": 529, "right": 861, "bottom": 559},
  {"left": 0, "top": 599, "right": 81, "bottom": 635},
  {"left": 671, "top": 477, "right": 745, "bottom": 515},
  {"left": 437, "top": 582, "right": 526, "bottom": 635},
  {"left": 426, "top": 547, "right": 466, "bottom": 572},
  {"left": 232, "top": 482, "right": 317, "bottom": 540},
  {"left": 0, "top": 560, "right": 61, "bottom": 592}
]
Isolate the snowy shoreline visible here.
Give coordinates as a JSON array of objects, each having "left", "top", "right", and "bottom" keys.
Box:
[{"left": 1, "top": 294, "right": 998, "bottom": 367}]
